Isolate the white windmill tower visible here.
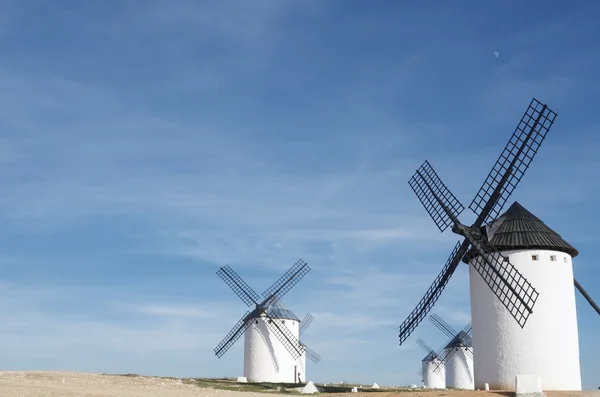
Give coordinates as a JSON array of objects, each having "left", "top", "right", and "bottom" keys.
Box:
[
  {"left": 465, "top": 201, "right": 583, "bottom": 390},
  {"left": 416, "top": 338, "right": 445, "bottom": 389},
  {"left": 429, "top": 314, "right": 473, "bottom": 390},
  {"left": 398, "top": 97, "right": 600, "bottom": 391},
  {"left": 214, "top": 260, "right": 321, "bottom": 383}
]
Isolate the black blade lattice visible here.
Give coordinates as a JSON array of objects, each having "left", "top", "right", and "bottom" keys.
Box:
[
  {"left": 432, "top": 347, "right": 453, "bottom": 373},
  {"left": 399, "top": 240, "right": 467, "bottom": 345},
  {"left": 299, "top": 313, "right": 314, "bottom": 336},
  {"left": 463, "top": 322, "right": 472, "bottom": 335},
  {"left": 470, "top": 98, "right": 557, "bottom": 226},
  {"left": 264, "top": 315, "right": 304, "bottom": 360},
  {"left": 429, "top": 313, "right": 458, "bottom": 340},
  {"left": 416, "top": 338, "right": 436, "bottom": 355},
  {"left": 214, "top": 310, "right": 252, "bottom": 358},
  {"left": 303, "top": 344, "right": 321, "bottom": 363},
  {"left": 262, "top": 259, "right": 310, "bottom": 305},
  {"left": 217, "top": 265, "right": 261, "bottom": 307},
  {"left": 409, "top": 160, "right": 466, "bottom": 233},
  {"left": 469, "top": 242, "right": 539, "bottom": 328}
]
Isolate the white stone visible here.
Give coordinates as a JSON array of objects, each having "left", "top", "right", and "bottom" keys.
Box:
[
  {"left": 515, "top": 375, "right": 544, "bottom": 397},
  {"left": 484, "top": 383, "right": 490, "bottom": 390},
  {"left": 469, "top": 249, "right": 581, "bottom": 390},
  {"left": 301, "top": 381, "right": 319, "bottom": 394},
  {"left": 351, "top": 387, "right": 358, "bottom": 392},
  {"left": 244, "top": 315, "right": 305, "bottom": 383},
  {"left": 371, "top": 383, "right": 380, "bottom": 388},
  {"left": 444, "top": 347, "right": 474, "bottom": 389},
  {"left": 422, "top": 359, "right": 445, "bottom": 389},
  {"left": 237, "top": 377, "right": 248, "bottom": 383}
]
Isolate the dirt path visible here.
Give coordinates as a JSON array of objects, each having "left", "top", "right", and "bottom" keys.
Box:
[
  {"left": 0, "top": 372, "right": 598, "bottom": 397},
  {"left": 0, "top": 372, "right": 222, "bottom": 397}
]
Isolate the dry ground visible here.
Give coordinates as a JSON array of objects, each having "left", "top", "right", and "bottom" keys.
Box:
[{"left": 0, "top": 372, "right": 597, "bottom": 397}]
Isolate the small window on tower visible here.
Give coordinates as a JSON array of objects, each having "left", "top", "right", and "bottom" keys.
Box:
[
  {"left": 532, "top": 254, "right": 539, "bottom": 261},
  {"left": 255, "top": 320, "right": 258, "bottom": 325},
  {"left": 550, "top": 255, "right": 556, "bottom": 262},
  {"left": 564, "top": 257, "right": 568, "bottom": 263}
]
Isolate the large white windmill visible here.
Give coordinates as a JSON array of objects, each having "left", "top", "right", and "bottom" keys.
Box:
[
  {"left": 465, "top": 201, "right": 583, "bottom": 390},
  {"left": 397, "top": 97, "right": 600, "bottom": 391},
  {"left": 214, "top": 260, "right": 321, "bottom": 383}
]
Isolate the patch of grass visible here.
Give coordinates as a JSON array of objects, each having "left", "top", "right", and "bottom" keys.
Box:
[
  {"left": 106, "top": 374, "right": 426, "bottom": 394},
  {"left": 185, "top": 378, "right": 301, "bottom": 394}
]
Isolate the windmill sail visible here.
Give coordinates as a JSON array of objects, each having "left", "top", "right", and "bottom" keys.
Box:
[{"left": 399, "top": 98, "right": 556, "bottom": 346}]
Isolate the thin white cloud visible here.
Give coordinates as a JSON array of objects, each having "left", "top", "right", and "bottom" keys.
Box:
[{"left": 127, "top": 305, "right": 219, "bottom": 319}]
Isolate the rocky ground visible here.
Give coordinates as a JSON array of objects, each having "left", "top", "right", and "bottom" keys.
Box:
[{"left": 0, "top": 372, "right": 598, "bottom": 397}]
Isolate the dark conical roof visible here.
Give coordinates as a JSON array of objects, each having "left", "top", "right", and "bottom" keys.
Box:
[
  {"left": 421, "top": 352, "right": 439, "bottom": 362},
  {"left": 444, "top": 330, "right": 472, "bottom": 349},
  {"left": 247, "top": 301, "right": 300, "bottom": 321},
  {"left": 463, "top": 201, "right": 578, "bottom": 263}
]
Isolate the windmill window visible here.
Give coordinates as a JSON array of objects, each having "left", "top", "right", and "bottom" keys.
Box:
[
  {"left": 532, "top": 254, "right": 539, "bottom": 261},
  {"left": 550, "top": 255, "right": 556, "bottom": 262},
  {"left": 564, "top": 257, "right": 568, "bottom": 263},
  {"left": 255, "top": 320, "right": 258, "bottom": 325}
]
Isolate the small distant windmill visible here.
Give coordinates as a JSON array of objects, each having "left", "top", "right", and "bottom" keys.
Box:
[
  {"left": 429, "top": 314, "right": 473, "bottom": 389},
  {"left": 398, "top": 97, "right": 599, "bottom": 390},
  {"left": 416, "top": 338, "right": 445, "bottom": 389},
  {"left": 214, "top": 259, "right": 321, "bottom": 383}
]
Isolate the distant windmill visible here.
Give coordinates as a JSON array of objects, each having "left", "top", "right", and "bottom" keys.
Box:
[
  {"left": 416, "top": 338, "right": 445, "bottom": 389},
  {"left": 214, "top": 260, "right": 320, "bottom": 383},
  {"left": 429, "top": 314, "right": 473, "bottom": 389},
  {"left": 398, "top": 97, "right": 599, "bottom": 390}
]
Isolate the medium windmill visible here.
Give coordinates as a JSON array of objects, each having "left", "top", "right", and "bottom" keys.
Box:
[
  {"left": 429, "top": 314, "right": 473, "bottom": 390},
  {"left": 398, "top": 97, "right": 600, "bottom": 390},
  {"left": 214, "top": 259, "right": 321, "bottom": 383},
  {"left": 416, "top": 338, "right": 445, "bottom": 389}
]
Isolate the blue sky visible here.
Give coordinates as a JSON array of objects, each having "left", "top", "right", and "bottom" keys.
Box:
[{"left": 0, "top": 0, "right": 599, "bottom": 390}]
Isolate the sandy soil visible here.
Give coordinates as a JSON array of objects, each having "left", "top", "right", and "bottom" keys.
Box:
[
  {"left": 0, "top": 372, "right": 598, "bottom": 397},
  {"left": 0, "top": 372, "right": 217, "bottom": 397}
]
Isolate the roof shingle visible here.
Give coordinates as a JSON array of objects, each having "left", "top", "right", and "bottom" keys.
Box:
[{"left": 462, "top": 201, "right": 578, "bottom": 263}]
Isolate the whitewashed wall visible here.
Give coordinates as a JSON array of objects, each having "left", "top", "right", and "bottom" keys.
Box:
[
  {"left": 422, "top": 359, "right": 446, "bottom": 389},
  {"left": 244, "top": 316, "right": 302, "bottom": 383},
  {"left": 469, "top": 249, "right": 581, "bottom": 390},
  {"left": 444, "top": 347, "right": 474, "bottom": 389}
]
